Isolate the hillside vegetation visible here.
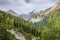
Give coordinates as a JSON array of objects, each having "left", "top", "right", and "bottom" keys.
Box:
[{"left": 0, "top": 10, "right": 60, "bottom": 40}]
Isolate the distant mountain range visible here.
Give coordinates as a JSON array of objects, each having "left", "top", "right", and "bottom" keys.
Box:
[
  {"left": 6, "top": 1, "right": 60, "bottom": 24},
  {"left": 21, "top": 1, "right": 60, "bottom": 23}
]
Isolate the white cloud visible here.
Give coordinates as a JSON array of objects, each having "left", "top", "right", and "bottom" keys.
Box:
[{"left": 0, "top": 0, "right": 58, "bottom": 14}]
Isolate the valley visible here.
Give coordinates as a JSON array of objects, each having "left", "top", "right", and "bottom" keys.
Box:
[{"left": 0, "top": 1, "right": 60, "bottom": 40}]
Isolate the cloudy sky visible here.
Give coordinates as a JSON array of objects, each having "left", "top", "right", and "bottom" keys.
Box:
[{"left": 0, "top": 0, "right": 58, "bottom": 14}]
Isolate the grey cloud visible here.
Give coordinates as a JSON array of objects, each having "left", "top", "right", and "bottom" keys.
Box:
[{"left": 0, "top": 0, "right": 13, "bottom": 5}]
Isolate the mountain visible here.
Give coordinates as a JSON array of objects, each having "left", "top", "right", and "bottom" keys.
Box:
[
  {"left": 28, "top": 10, "right": 42, "bottom": 23},
  {"left": 7, "top": 9, "right": 19, "bottom": 16},
  {"left": 20, "top": 14, "right": 29, "bottom": 21},
  {"left": 27, "top": 7, "right": 53, "bottom": 23}
]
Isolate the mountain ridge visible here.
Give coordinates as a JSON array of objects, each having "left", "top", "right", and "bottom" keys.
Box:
[{"left": 7, "top": 9, "right": 19, "bottom": 17}]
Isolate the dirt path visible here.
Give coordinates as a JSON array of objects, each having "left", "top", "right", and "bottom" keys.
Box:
[{"left": 7, "top": 29, "right": 26, "bottom": 40}]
